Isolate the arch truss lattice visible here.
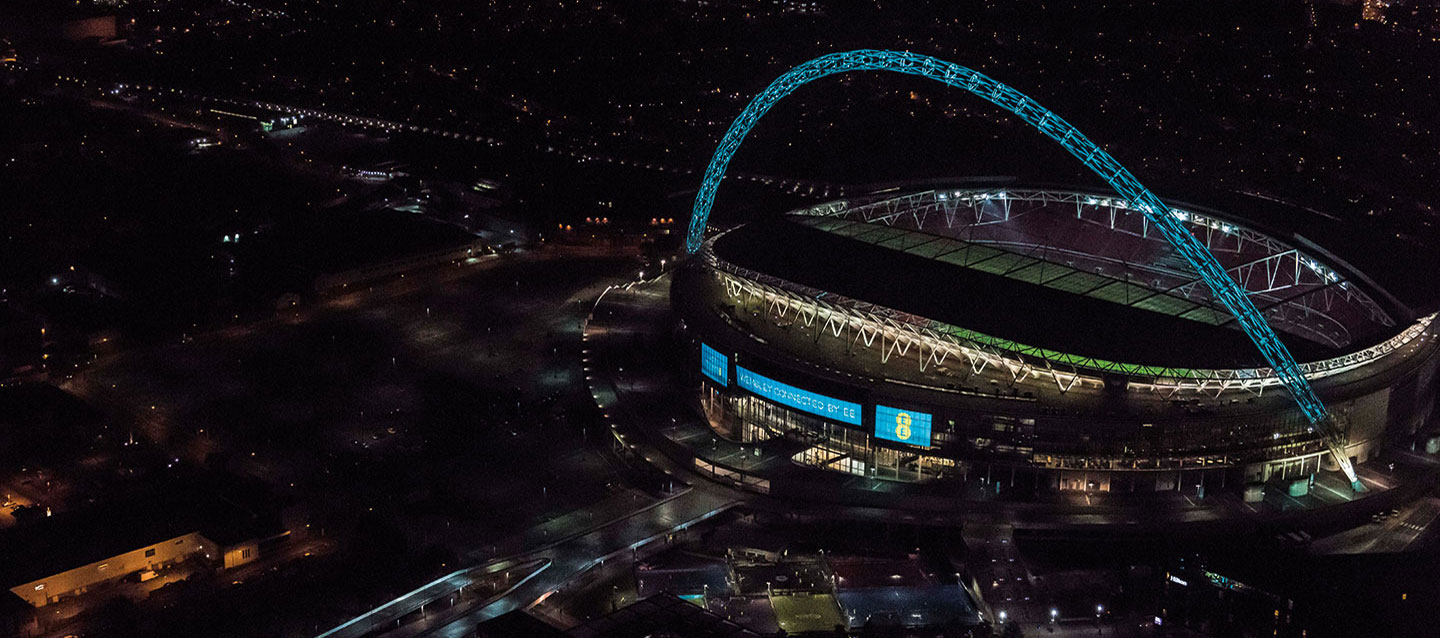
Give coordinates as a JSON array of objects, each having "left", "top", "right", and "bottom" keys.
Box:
[{"left": 685, "top": 49, "right": 1361, "bottom": 484}]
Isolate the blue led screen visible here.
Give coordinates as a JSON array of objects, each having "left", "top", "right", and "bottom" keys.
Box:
[
  {"left": 735, "top": 366, "right": 861, "bottom": 425},
  {"left": 873, "top": 405, "right": 933, "bottom": 447},
  {"left": 700, "top": 343, "right": 728, "bottom": 386}
]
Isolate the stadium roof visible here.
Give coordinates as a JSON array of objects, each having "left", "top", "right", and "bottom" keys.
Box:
[
  {"left": 1139, "top": 185, "right": 1440, "bottom": 320},
  {"left": 713, "top": 217, "right": 1341, "bottom": 369}
]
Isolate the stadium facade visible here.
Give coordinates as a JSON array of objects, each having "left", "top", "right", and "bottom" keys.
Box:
[
  {"left": 658, "top": 50, "right": 1439, "bottom": 504},
  {"left": 674, "top": 187, "right": 1440, "bottom": 495}
]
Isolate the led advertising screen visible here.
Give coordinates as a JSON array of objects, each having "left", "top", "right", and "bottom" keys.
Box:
[
  {"left": 874, "top": 405, "right": 933, "bottom": 447},
  {"left": 700, "top": 343, "right": 728, "bottom": 386},
  {"left": 735, "top": 366, "right": 861, "bottom": 425}
]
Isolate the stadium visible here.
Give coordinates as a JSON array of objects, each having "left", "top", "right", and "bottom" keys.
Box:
[
  {"left": 649, "top": 51, "right": 1440, "bottom": 509},
  {"left": 673, "top": 185, "right": 1438, "bottom": 499}
]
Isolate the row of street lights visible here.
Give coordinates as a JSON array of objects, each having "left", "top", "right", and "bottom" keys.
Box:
[{"left": 996, "top": 604, "right": 1104, "bottom": 625}]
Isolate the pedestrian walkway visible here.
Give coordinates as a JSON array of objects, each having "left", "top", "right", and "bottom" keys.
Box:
[
  {"left": 316, "top": 486, "right": 737, "bottom": 638},
  {"left": 408, "top": 488, "right": 738, "bottom": 637}
]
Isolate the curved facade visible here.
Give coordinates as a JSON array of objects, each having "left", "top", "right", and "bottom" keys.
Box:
[
  {"left": 675, "top": 188, "right": 1440, "bottom": 495},
  {"left": 684, "top": 50, "right": 1335, "bottom": 451}
]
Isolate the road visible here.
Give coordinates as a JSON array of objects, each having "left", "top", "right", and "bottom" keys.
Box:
[
  {"left": 45, "top": 71, "right": 845, "bottom": 199},
  {"left": 318, "top": 487, "right": 736, "bottom": 638},
  {"left": 416, "top": 488, "right": 735, "bottom": 637},
  {"left": 1309, "top": 494, "right": 1440, "bottom": 554},
  {"left": 314, "top": 268, "right": 741, "bottom": 638},
  {"left": 316, "top": 558, "right": 544, "bottom": 638}
]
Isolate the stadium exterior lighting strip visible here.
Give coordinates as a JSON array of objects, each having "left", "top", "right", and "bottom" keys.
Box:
[
  {"left": 706, "top": 259, "right": 1433, "bottom": 391},
  {"left": 685, "top": 50, "right": 1360, "bottom": 485}
]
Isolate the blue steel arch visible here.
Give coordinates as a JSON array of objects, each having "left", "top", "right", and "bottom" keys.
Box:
[{"left": 686, "top": 50, "right": 1359, "bottom": 483}]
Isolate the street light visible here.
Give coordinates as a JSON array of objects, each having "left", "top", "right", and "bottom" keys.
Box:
[
  {"left": 998, "top": 610, "right": 1007, "bottom": 623},
  {"left": 1050, "top": 608, "right": 1058, "bottom": 622}
]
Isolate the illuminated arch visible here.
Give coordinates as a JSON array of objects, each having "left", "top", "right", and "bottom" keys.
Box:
[{"left": 685, "top": 50, "right": 1359, "bottom": 484}]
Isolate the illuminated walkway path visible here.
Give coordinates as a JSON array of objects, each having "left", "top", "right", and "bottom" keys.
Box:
[
  {"left": 317, "top": 486, "right": 735, "bottom": 637},
  {"left": 393, "top": 488, "right": 737, "bottom": 637}
]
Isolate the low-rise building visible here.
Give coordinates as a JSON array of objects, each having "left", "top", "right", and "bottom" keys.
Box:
[
  {"left": 9, "top": 530, "right": 215, "bottom": 607},
  {"left": 0, "top": 482, "right": 282, "bottom": 609}
]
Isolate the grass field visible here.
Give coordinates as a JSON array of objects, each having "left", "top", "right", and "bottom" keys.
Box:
[{"left": 770, "top": 593, "right": 845, "bottom": 634}]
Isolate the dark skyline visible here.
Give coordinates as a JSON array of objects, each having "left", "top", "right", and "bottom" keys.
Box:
[{"left": 2, "top": 2, "right": 1439, "bottom": 637}]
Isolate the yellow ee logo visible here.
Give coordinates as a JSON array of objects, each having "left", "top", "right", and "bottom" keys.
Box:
[{"left": 894, "top": 411, "right": 912, "bottom": 441}]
